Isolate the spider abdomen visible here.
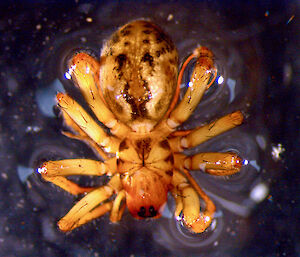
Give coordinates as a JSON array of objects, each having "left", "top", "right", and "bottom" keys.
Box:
[{"left": 100, "top": 20, "right": 179, "bottom": 131}]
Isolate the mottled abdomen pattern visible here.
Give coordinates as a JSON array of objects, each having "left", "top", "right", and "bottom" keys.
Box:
[{"left": 100, "top": 20, "right": 178, "bottom": 128}]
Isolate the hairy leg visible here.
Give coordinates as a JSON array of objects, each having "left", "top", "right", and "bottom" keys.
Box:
[
  {"left": 154, "top": 47, "right": 217, "bottom": 136},
  {"left": 60, "top": 107, "right": 109, "bottom": 160},
  {"left": 57, "top": 93, "right": 120, "bottom": 153},
  {"left": 58, "top": 174, "right": 122, "bottom": 232},
  {"left": 172, "top": 170, "right": 216, "bottom": 233},
  {"left": 67, "top": 52, "right": 131, "bottom": 138},
  {"left": 168, "top": 111, "right": 243, "bottom": 152},
  {"left": 110, "top": 190, "right": 126, "bottom": 222},
  {"left": 38, "top": 158, "right": 117, "bottom": 195},
  {"left": 58, "top": 186, "right": 114, "bottom": 231},
  {"left": 174, "top": 152, "right": 242, "bottom": 176}
]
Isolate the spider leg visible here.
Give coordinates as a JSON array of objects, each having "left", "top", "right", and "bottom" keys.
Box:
[
  {"left": 60, "top": 107, "right": 108, "bottom": 160},
  {"left": 172, "top": 170, "right": 216, "bottom": 233},
  {"left": 60, "top": 202, "right": 113, "bottom": 232},
  {"left": 38, "top": 158, "right": 117, "bottom": 195},
  {"left": 57, "top": 93, "right": 120, "bottom": 153},
  {"left": 168, "top": 111, "right": 243, "bottom": 152},
  {"left": 58, "top": 186, "right": 113, "bottom": 231},
  {"left": 154, "top": 47, "right": 217, "bottom": 135},
  {"left": 110, "top": 190, "right": 126, "bottom": 222},
  {"left": 174, "top": 152, "right": 242, "bottom": 176},
  {"left": 58, "top": 174, "right": 122, "bottom": 232},
  {"left": 67, "top": 52, "right": 131, "bottom": 138}
]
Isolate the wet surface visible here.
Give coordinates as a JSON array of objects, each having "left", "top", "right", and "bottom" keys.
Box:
[{"left": 0, "top": 1, "right": 299, "bottom": 256}]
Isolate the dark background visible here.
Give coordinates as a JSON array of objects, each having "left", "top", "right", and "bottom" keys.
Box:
[{"left": 0, "top": 1, "right": 299, "bottom": 256}]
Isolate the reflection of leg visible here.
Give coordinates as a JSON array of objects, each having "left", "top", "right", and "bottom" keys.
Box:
[
  {"left": 172, "top": 170, "right": 216, "bottom": 233},
  {"left": 58, "top": 186, "right": 114, "bottom": 232},
  {"left": 169, "top": 111, "right": 244, "bottom": 152},
  {"left": 38, "top": 158, "right": 117, "bottom": 195},
  {"left": 174, "top": 152, "right": 242, "bottom": 176}
]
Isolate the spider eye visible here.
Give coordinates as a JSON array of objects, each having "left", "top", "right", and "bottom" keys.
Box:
[
  {"left": 149, "top": 205, "right": 157, "bottom": 217},
  {"left": 137, "top": 205, "right": 158, "bottom": 218},
  {"left": 138, "top": 206, "right": 146, "bottom": 217}
]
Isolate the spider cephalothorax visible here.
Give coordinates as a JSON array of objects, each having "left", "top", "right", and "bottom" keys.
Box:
[{"left": 38, "top": 20, "right": 243, "bottom": 233}]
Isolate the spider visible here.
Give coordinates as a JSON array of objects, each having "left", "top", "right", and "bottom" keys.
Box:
[{"left": 38, "top": 20, "right": 244, "bottom": 233}]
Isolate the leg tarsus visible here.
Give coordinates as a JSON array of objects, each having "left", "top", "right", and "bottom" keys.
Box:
[
  {"left": 181, "top": 169, "right": 216, "bottom": 232},
  {"left": 58, "top": 185, "right": 114, "bottom": 232},
  {"left": 172, "top": 170, "right": 216, "bottom": 233}
]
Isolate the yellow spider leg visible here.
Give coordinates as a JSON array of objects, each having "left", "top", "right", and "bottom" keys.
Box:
[
  {"left": 67, "top": 202, "right": 113, "bottom": 231},
  {"left": 68, "top": 52, "right": 131, "bottom": 137},
  {"left": 39, "top": 158, "right": 116, "bottom": 177},
  {"left": 58, "top": 185, "right": 114, "bottom": 232},
  {"left": 164, "top": 50, "right": 197, "bottom": 119},
  {"left": 153, "top": 47, "right": 216, "bottom": 136},
  {"left": 57, "top": 93, "right": 120, "bottom": 153},
  {"left": 174, "top": 152, "right": 242, "bottom": 176},
  {"left": 172, "top": 170, "right": 216, "bottom": 233},
  {"left": 171, "top": 171, "right": 184, "bottom": 218},
  {"left": 38, "top": 158, "right": 117, "bottom": 195},
  {"left": 170, "top": 184, "right": 183, "bottom": 218},
  {"left": 168, "top": 111, "right": 244, "bottom": 152},
  {"left": 58, "top": 173, "right": 123, "bottom": 232},
  {"left": 60, "top": 107, "right": 108, "bottom": 160},
  {"left": 62, "top": 131, "right": 108, "bottom": 160},
  {"left": 167, "top": 47, "right": 217, "bottom": 129},
  {"left": 110, "top": 190, "right": 126, "bottom": 222}
]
